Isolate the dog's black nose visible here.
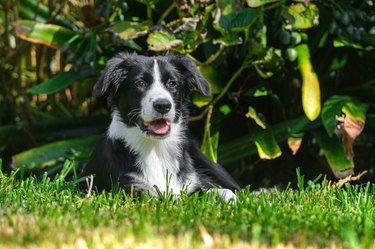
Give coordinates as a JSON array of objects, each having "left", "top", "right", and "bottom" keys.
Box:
[{"left": 153, "top": 99, "right": 172, "bottom": 114}]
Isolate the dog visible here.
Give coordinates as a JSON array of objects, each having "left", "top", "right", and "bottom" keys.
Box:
[{"left": 81, "top": 52, "right": 239, "bottom": 201}]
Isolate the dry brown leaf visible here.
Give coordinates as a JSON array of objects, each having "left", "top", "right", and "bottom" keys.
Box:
[
  {"left": 339, "top": 114, "right": 365, "bottom": 160},
  {"left": 287, "top": 137, "right": 303, "bottom": 155}
]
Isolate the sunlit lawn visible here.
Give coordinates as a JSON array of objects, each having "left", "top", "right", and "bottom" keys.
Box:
[{"left": 1, "top": 163, "right": 374, "bottom": 249}]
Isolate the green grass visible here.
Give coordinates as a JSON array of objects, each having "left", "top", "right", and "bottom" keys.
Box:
[{"left": 1, "top": 162, "right": 374, "bottom": 249}]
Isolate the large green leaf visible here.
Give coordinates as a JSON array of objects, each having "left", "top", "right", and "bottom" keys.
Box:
[
  {"left": 322, "top": 95, "right": 350, "bottom": 137},
  {"left": 250, "top": 119, "right": 282, "bottom": 160},
  {"left": 216, "top": 0, "right": 241, "bottom": 15},
  {"left": 313, "top": 131, "right": 354, "bottom": 178},
  {"left": 15, "top": 20, "right": 76, "bottom": 48},
  {"left": 229, "top": 8, "right": 260, "bottom": 31},
  {"left": 282, "top": 3, "right": 319, "bottom": 30},
  {"left": 109, "top": 21, "right": 149, "bottom": 40},
  {"left": 12, "top": 135, "right": 100, "bottom": 171},
  {"left": 296, "top": 43, "right": 321, "bottom": 121},
  {"left": 27, "top": 69, "right": 93, "bottom": 94},
  {"left": 247, "top": 0, "right": 280, "bottom": 8},
  {"left": 19, "top": 0, "right": 73, "bottom": 28},
  {"left": 147, "top": 31, "right": 183, "bottom": 51},
  {"left": 246, "top": 107, "right": 281, "bottom": 159},
  {"left": 322, "top": 95, "right": 368, "bottom": 137},
  {"left": 19, "top": 4, "right": 47, "bottom": 22},
  {"left": 214, "top": 7, "right": 259, "bottom": 33}
]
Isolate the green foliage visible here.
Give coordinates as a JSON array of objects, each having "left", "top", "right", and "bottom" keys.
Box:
[
  {"left": 12, "top": 135, "right": 99, "bottom": 172},
  {"left": 313, "top": 130, "right": 354, "bottom": 178},
  {"left": 282, "top": 3, "right": 319, "bottom": 30},
  {"left": 1, "top": 0, "right": 375, "bottom": 181},
  {"left": 27, "top": 69, "right": 93, "bottom": 94},
  {"left": 246, "top": 107, "right": 282, "bottom": 159},
  {"left": 14, "top": 20, "right": 76, "bottom": 48}
]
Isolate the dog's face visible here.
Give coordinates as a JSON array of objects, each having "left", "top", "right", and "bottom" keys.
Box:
[{"left": 94, "top": 53, "right": 211, "bottom": 139}]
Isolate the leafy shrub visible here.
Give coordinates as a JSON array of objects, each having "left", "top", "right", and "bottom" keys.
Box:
[{"left": 1, "top": 0, "right": 374, "bottom": 185}]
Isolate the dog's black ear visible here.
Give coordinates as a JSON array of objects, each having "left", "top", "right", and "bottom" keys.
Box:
[
  {"left": 169, "top": 56, "right": 211, "bottom": 96},
  {"left": 93, "top": 52, "right": 135, "bottom": 97}
]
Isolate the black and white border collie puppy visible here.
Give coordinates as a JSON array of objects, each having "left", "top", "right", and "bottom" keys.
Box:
[{"left": 81, "top": 52, "right": 239, "bottom": 201}]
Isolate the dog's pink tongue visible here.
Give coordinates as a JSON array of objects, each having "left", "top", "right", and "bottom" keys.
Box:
[{"left": 149, "top": 120, "right": 170, "bottom": 135}]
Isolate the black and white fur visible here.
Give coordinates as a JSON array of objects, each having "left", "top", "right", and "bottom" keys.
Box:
[{"left": 81, "top": 52, "right": 239, "bottom": 201}]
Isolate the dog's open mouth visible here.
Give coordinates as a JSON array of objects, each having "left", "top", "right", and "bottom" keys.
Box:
[{"left": 139, "top": 118, "right": 171, "bottom": 136}]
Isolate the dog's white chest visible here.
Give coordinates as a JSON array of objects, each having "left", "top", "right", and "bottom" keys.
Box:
[{"left": 138, "top": 148, "right": 183, "bottom": 194}]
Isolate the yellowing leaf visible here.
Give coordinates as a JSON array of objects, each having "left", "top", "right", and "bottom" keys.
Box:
[
  {"left": 110, "top": 21, "right": 148, "bottom": 40},
  {"left": 250, "top": 121, "right": 282, "bottom": 160},
  {"left": 246, "top": 106, "right": 266, "bottom": 129},
  {"left": 283, "top": 3, "right": 319, "bottom": 30},
  {"left": 15, "top": 20, "right": 76, "bottom": 48},
  {"left": 296, "top": 43, "right": 321, "bottom": 121},
  {"left": 192, "top": 93, "right": 212, "bottom": 108},
  {"left": 147, "top": 31, "right": 183, "bottom": 51}
]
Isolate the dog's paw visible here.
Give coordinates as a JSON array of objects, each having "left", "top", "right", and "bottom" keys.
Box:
[{"left": 207, "top": 188, "right": 237, "bottom": 204}]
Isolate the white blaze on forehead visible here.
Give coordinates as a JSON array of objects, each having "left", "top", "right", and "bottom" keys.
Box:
[
  {"left": 141, "top": 59, "right": 175, "bottom": 122},
  {"left": 153, "top": 59, "right": 162, "bottom": 84}
]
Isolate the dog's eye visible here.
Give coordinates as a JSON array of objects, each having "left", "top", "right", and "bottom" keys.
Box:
[
  {"left": 135, "top": 80, "right": 146, "bottom": 88},
  {"left": 166, "top": 80, "right": 177, "bottom": 88}
]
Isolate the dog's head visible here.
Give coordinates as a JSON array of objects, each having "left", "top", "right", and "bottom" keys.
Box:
[{"left": 94, "top": 52, "right": 211, "bottom": 139}]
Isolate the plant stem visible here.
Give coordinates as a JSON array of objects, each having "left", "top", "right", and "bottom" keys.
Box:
[
  {"left": 201, "top": 105, "right": 213, "bottom": 148},
  {"left": 210, "top": 64, "right": 247, "bottom": 107},
  {"left": 202, "top": 45, "right": 225, "bottom": 66},
  {"left": 263, "top": 1, "right": 284, "bottom": 12},
  {"left": 147, "top": 4, "right": 153, "bottom": 25},
  {"left": 186, "top": 46, "right": 225, "bottom": 66},
  {"left": 188, "top": 64, "right": 248, "bottom": 122},
  {"left": 157, "top": 2, "right": 176, "bottom": 24},
  {"left": 186, "top": 54, "right": 201, "bottom": 65}
]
